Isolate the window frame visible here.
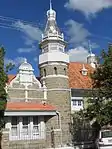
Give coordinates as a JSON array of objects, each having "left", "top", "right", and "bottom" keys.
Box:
[{"left": 9, "top": 116, "right": 41, "bottom": 140}]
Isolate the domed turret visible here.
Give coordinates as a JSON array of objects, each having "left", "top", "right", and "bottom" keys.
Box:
[
  {"left": 41, "top": 0, "right": 63, "bottom": 40},
  {"left": 19, "top": 58, "right": 34, "bottom": 72},
  {"left": 87, "top": 41, "right": 97, "bottom": 68}
]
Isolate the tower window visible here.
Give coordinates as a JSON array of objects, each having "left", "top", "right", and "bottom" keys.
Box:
[
  {"left": 54, "top": 67, "right": 57, "bottom": 75},
  {"left": 64, "top": 68, "right": 66, "bottom": 75},
  {"left": 43, "top": 69, "right": 46, "bottom": 77}
]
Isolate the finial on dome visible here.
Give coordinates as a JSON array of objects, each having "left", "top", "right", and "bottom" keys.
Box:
[
  {"left": 88, "top": 40, "right": 93, "bottom": 54},
  {"left": 24, "top": 58, "right": 27, "bottom": 63},
  {"left": 50, "top": 0, "right": 52, "bottom": 10}
]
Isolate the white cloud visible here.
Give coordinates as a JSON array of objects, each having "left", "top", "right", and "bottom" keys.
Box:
[
  {"left": 17, "top": 46, "right": 36, "bottom": 53},
  {"left": 13, "top": 21, "right": 43, "bottom": 53},
  {"left": 14, "top": 21, "right": 42, "bottom": 42},
  {"left": 65, "top": 19, "right": 91, "bottom": 45},
  {"left": 68, "top": 46, "right": 89, "bottom": 62},
  {"left": 65, "top": 0, "right": 112, "bottom": 17}
]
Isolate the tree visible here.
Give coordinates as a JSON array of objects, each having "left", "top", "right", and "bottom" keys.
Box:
[
  {"left": 0, "top": 47, "right": 7, "bottom": 128},
  {"left": 71, "top": 44, "right": 112, "bottom": 148},
  {"left": 71, "top": 111, "right": 97, "bottom": 148},
  {"left": 85, "top": 44, "right": 112, "bottom": 132},
  {"left": 0, "top": 47, "right": 14, "bottom": 149}
]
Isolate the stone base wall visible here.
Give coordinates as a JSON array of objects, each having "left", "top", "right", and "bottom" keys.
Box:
[{"left": 2, "top": 128, "right": 67, "bottom": 149}]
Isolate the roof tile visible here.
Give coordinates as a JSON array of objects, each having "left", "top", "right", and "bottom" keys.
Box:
[
  {"left": 68, "top": 62, "right": 94, "bottom": 89},
  {"left": 6, "top": 102, "right": 56, "bottom": 111}
]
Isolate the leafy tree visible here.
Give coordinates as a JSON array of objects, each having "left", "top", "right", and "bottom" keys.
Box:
[
  {"left": 0, "top": 47, "right": 14, "bottom": 149},
  {"left": 71, "top": 111, "right": 97, "bottom": 148},
  {"left": 0, "top": 47, "right": 7, "bottom": 128},
  {"left": 84, "top": 44, "right": 112, "bottom": 133},
  {"left": 71, "top": 44, "right": 112, "bottom": 148}
]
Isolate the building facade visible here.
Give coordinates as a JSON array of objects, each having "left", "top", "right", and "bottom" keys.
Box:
[{"left": 2, "top": 2, "right": 96, "bottom": 149}]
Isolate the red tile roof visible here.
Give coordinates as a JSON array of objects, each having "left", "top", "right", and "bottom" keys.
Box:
[
  {"left": 7, "top": 75, "right": 16, "bottom": 84},
  {"left": 6, "top": 102, "right": 56, "bottom": 111},
  {"left": 7, "top": 62, "right": 94, "bottom": 89},
  {"left": 68, "top": 62, "right": 94, "bottom": 89}
]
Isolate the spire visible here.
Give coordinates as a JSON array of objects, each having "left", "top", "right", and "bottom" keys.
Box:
[
  {"left": 42, "top": 0, "right": 63, "bottom": 39},
  {"left": 24, "top": 58, "right": 27, "bottom": 63},
  {"left": 47, "top": 0, "right": 56, "bottom": 20},
  {"left": 50, "top": 0, "right": 52, "bottom": 10},
  {"left": 88, "top": 40, "right": 92, "bottom": 54}
]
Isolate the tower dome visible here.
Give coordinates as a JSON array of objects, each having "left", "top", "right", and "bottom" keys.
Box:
[
  {"left": 19, "top": 58, "right": 34, "bottom": 71},
  {"left": 87, "top": 41, "right": 97, "bottom": 68},
  {"left": 47, "top": 0, "right": 56, "bottom": 20}
]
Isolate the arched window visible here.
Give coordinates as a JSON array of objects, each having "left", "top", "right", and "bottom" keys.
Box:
[
  {"left": 54, "top": 67, "right": 57, "bottom": 75},
  {"left": 64, "top": 68, "right": 66, "bottom": 75},
  {"left": 43, "top": 69, "right": 46, "bottom": 77}
]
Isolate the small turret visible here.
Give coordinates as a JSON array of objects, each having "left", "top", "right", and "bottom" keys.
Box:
[{"left": 87, "top": 41, "right": 97, "bottom": 68}]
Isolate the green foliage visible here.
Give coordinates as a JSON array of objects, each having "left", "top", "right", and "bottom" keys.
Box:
[
  {"left": 0, "top": 46, "right": 13, "bottom": 131},
  {"left": 85, "top": 44, "right": 112, "bottom": 128},
  {"left": 0, "top": 47, "right": 7, "bottom": 106},
  {"left": 71, "top": 111, "right": 97, "bottom": 145},
  {"left": 71, "top": 44, "right": 112, "bottom": 146}
]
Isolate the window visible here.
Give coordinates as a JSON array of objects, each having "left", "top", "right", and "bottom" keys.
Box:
[
  {"left": 73, "top": 100, "right": 77, "bottom": 106},
  {"left": 43, "top": 69, "right": 46, "bottom": 77},
  {"left": 54, "top": 67, "right": 57, "bottom": 75},
  {"left": 64, "top": 68, "right": 66, "bottom": 75},
  {"left": 9, "top": 116, "right": 43, "bottom": 140},
  {"left": 22, "top": 116, "right": 29, "bottom": 136},
  {"left": 33, "top": 116, "right": 39, "bottom": 135},
  {"left": 78, "top": 100, "right": 82, "bottom": 106},
  {"left": 72, "top": 100, "right": 82, "bottom": 106},
  {"left": 11, "top": 117, "right": 18, "bottom": 136}
]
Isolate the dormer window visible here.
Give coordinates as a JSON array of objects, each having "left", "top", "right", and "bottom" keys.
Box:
[{"left": 81, "top": 64, "right": 88, "bottom": 76}]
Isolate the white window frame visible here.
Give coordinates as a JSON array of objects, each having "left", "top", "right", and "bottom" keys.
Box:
[
  {"left": 78, "top": 100, "right": 82, "bottom": 106},
  {"left": 8, "top": 116, "right": 45, "bottom": 140}
]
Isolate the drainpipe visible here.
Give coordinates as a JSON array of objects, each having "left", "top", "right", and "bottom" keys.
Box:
[{"left": 55, "top": 111, "right": 63, "bottom": 147}]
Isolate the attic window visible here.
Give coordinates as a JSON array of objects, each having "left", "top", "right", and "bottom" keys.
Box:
[{"left": 81, "top": 64, "right": 88, "bottom": 76}]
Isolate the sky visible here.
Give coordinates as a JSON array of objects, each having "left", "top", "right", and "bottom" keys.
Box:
[{"left": 0, "top": 0, "right": 112, "bottom": 75}]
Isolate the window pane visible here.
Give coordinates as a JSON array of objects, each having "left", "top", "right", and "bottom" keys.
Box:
[
  {"left": 78, "top": 100, "right": 81, "bottom": 106},
  {"left": 23, "top": 116, "right": 28, "bottom": 125},
  {"left": 33, "top": 116, "right": 39, "bottom": 135},
  {"left": 12, "top": 126, "right": 18, "bottom": 136},
  {"left": 33, "top": 116, "right": 38, "bottom": 125},
  {"left": 73, "top": 100, "right": 77, "bottom": 106},
  {"left": 11, "top": 117, "right": 18, "bottom": 136},
  {"left": 11, "top": 117, "right": 17, "bottom": 125},
  {"left": 22, "top": 117, "right": 29, "bottom": 135}
]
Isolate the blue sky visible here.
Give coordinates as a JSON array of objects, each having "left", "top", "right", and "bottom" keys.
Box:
[{"left": 0, "top": 0, "right": 112, "bottom": 75}]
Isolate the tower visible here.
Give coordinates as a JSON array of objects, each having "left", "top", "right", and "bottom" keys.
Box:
[
  {"left": 39, "top": 1, "right": 71, "bottom": 146},
  {"left": 87, "top": 41, "right": 97, "bottom": 68}
]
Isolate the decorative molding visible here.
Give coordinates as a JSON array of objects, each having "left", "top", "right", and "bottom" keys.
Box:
[
  {"left": 47, "top": 88, "right": 70, "bottom": 91},
  {"left": 8, "top": 87, "right": 44, "bottom": 91},
  {"left": 41, "top": 74, "right": 68, "bottom": 79},
  {"left": 39, "top": 52, "right": 69, "bottom": 65},
  {"left": 5, "top": 111, "right": 56, "bottom": 116},
  {"left": 39, "top": 62, "right": 67, "bottom": 68}
]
